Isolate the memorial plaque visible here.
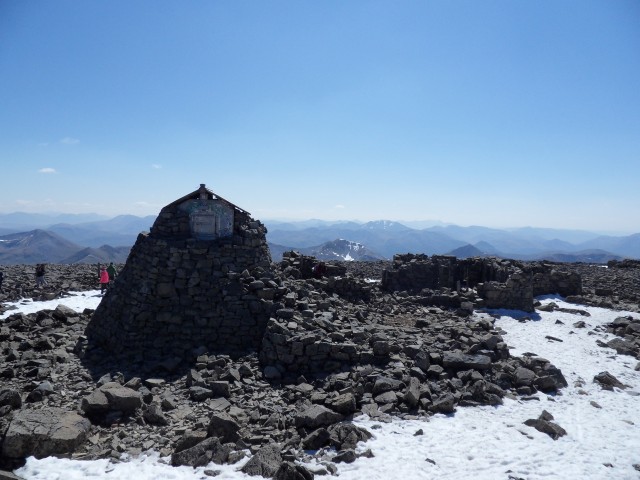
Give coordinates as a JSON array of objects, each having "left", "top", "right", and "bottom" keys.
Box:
[
  {"left": 186, "top": 200, "right": 234, "bottom": 240},
  {"left": 191, "top": 211, "right": 217, "bottom": 240}
]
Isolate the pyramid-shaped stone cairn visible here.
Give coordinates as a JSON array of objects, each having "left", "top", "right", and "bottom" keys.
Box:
[{"left": 85, "top": 184, "right": 273, "bottom": 362}]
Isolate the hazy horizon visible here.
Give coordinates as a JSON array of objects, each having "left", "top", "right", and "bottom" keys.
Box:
[{"left": 0, "top": 209, "right": 637, "bottom": 236}]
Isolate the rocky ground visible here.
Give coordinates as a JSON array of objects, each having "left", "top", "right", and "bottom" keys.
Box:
[{"left": 0, "top": 258, "right": 639, "bottom": 478}]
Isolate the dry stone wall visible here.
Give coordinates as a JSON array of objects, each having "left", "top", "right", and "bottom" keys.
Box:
[
  {"left": 382, "top": 254, "right": 582, "bottom": 312},
  {"left": 381, "top": 254, "right": 513, "bottom": 292},
  {"left": 476, "top": 272, "right": 534, "bottom": 312},
  {"left": 85, "top": 194, "right": 276, "bottom": 363}
]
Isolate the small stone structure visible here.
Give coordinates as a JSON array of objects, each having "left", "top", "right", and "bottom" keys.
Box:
[
  {"left": 85, "top": 185, "right": 275, "bottom": 362},
  {"left": 381, "top": 254, "right": 514, "bottom": 292},
  {"left": 382, "top": 254, "right": 582, "bottom": 312}
]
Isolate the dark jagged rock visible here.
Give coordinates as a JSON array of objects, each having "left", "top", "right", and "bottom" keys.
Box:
[
  {"left": 295, "top": 405, "right": 344, "bottom": 429},
  {"left": 0, "top": 390, "right": 21, "bottom": 410},
  {"left": 327, "top": 423, "right": 372, "bottom": 450},
  {"left": 170, "top": 437, "right": 230, "bottom": 467},
  {"left": 240, "top": 443, "right": 283, "bottom": 477},
  {"left": 274, "top": 461, "right": 315, "bottom": 480},
  {"left": 207, "top": 412, "right": 241, "bottom": 443},
  {"left": 524, "top": 410, "right": 567, "bottom": 440},
  {"left": 593, "top": 371, "right": 626, "bottom": 390}
]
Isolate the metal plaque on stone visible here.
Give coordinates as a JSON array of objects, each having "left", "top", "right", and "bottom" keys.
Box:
[{"left": 187, "top": 200, "right": 234, "bottom": 240}]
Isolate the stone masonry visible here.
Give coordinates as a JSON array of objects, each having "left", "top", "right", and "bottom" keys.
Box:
[
  {"left": 85, "top": 185, "right": 277, "bottom": 362},
  {"left": 382, "top": 254, "right": 582, "bottom": 312}
]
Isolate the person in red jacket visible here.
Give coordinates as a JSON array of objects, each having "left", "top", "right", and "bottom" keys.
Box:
[{"left": 99, "top": 266, "right": 110, "bottom": 294}]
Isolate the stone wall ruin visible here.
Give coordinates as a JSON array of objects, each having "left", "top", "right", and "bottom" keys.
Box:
[{"left": 382, "top": 254, "right": 582, "bottom": 312}]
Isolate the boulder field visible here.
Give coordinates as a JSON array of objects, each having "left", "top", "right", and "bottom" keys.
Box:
[{"left": 0, "top": 257, "right": 639, "bottom": 477}]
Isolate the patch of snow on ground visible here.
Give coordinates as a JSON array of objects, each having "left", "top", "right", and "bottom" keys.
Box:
[
  {"left": 1, "top": 290, "right": 103, "bottom": 320},
  {"left": 10, "top": 296, "right": 640, "bottom": 479}
]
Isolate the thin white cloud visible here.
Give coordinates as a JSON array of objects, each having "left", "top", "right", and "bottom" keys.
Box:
[
  {"left": 334, "top": 204, "right": 346, "bottom": 209},
  {"left": 60, "top": 137, "right": 80, "bottom": 145},
  {"left": 38, "top": 167, "right": 57, "bottom": 174},
  {"left": 152, "top": 164, "right": 162, "bottom": 169}
]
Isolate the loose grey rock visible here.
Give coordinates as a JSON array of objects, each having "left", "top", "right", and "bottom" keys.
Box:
[
  {"left": 333, "top": 449, "right": 357, "bottom": 463},
  {"left": 442, "top": 352, "right": 492, "bottom": 371},
  {"left": 295, "top": 405, "right": 344, "bottom": 429},
  {"left": 241, "top": 444, "right": 283, "bottom": 477},
  {"left": 523, "top": 410, "right": 567, "bottom": 440},
  {"left": 275, "top": 462, "right": 315, "bottom": 480},
  {"left": 0, "top": 389, "right": 22, "bottom": 410},
  {"left": 2, "top": 408, "right": 90, "bottom": 459},
  {"left": 170, "top": 437, "right": 230, "bottom": 467},
  {"left": 207, "top": 412, "right": 241, "bottom": 443},
  {"left": 143, "top": 404, "right": 169, "bottom": 426},
  {"left": 102, "top": 385, "right": 142, "bottom": 413},
  {"left": 301, "top": 428, "right": 331, "bottom": 450},
  {"left": 593, "top": 371, "right": 626, "bottom": 390}
]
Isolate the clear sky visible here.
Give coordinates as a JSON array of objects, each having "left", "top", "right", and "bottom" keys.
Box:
[{"left": 1, "top": 1, "right": 639, "bottom": 232}]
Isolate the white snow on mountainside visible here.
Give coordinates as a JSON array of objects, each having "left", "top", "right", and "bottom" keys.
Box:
[
  {"left": 305, "top": 239, "right": 385, "bottom": 261},
  {"left": 6, "top": 295, "right": 640, "bottom": 480}
]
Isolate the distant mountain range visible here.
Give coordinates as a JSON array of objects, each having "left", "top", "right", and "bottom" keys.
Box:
[
  {"left": 0, "top": 212, "right": 638, "bottom": 264},
  {"left": 0, "top": 229, "right": 130, "bottom": 264},
  {"left": 265, "top": 220, "right": 639, "bottom": 262},
  {"left": 0, "top": 213, "right": 154, "bottom": 247}
]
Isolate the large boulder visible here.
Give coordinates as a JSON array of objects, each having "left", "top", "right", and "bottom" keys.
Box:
[
  {"left": 0, "top": 389, "right": 22, "bottom": 410},
  {"left": 170, "top": 437, "right": 231, "bottom": 467},
  {"left": 2, "top": 408, "right": 90, "bottom": 459},
  {"left": 241, "top": 443, "right": 283, "bottom": 477},
  {"left": 274, "top": 461, "right": 315, "bottom": 480},
  {"left": 171, "top": 437, "right": 231, "bottom": 467},
  {"left": 295, "top": 405, "right": 344, "bottom": 429},
  {"left": 207, "top": 412, "right": 241, "bottom": 443},
  {"left": 327, "top": 423, "right": 372, "bottom": 450},
  {"left": 80, "top": 383, "right": 142, "bottom": 417},
  {"left": 442, "top": 352, "right": 492, "bottom": 371},
  {"left": 101, "top": 384, "right": 143, "bottom": 412}
]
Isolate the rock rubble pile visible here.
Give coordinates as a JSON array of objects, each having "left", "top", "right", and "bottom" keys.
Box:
[{"left": 0, "top": 254, "right": 583, "bottom": 476}]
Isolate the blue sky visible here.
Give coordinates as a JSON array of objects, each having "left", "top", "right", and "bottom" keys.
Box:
[{"left": 1, "top": 1, "right": 639, "bottom": 232}]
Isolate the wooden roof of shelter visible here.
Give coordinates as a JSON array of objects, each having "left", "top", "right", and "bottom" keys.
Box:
[{"left": 167, "top": 184, "right": 250, "bottom": 215}]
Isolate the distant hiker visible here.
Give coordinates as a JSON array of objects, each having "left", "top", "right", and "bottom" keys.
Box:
[
  {"left": 99, "top": 266, "right": 109, "bottom": 294},
  {"left": 312, "top": 262, "right": 327, "bottom": 279},
  {"left": 106, "top": 262, "right": 117, "bottom": 286},
  {"left": 35, "top": 264, "right": 47, "bottom": 288}
]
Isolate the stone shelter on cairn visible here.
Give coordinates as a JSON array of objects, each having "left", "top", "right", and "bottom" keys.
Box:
[{"left": 85, "top": 184, "right": 275, "bottom": 363}]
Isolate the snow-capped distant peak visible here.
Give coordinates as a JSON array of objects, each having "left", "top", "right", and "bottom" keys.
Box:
[
  {"left": 362, "top": 220, "right": 410, "bottom": 231},
  {"left": 306, "top": 238, "right": 385, "bottom": 261}
]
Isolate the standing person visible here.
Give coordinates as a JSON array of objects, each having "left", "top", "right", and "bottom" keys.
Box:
[
  {"left": 99, "top": 265, "right": 109, "bottom": 294},
  {"left": 35, "top": 264, "right": 46, "bottom": 288},
  {"left": 106, "top": 262, "right": 117, "bottom": 287}
]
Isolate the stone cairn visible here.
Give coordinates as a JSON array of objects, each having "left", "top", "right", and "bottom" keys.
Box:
[{"left": 85, "top": 185, "right": 276, "bottom": 363}]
